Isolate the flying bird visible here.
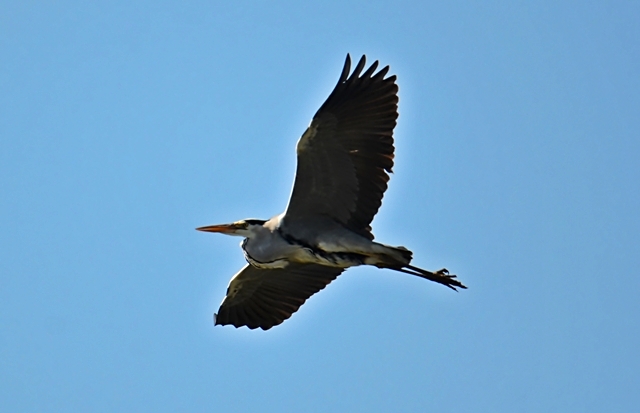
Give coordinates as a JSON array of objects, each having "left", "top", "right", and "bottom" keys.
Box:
[{"left": 198, "top": 54, "right": 465, "bottom": 330}]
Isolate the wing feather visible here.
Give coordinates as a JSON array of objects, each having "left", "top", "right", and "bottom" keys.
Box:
[
  {"left": 215, "top": 263, "right": 344, "bottom": 330},
  {"left": 284, "top": 54, "right": 399, "bottom": 239}
]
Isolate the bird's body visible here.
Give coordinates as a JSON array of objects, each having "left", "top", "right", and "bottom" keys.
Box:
[
  {"left": 198, "top": 55, "right": 465, "bottom": 330},
  {"left": 236, "top": 214, "right": 412, "bottom": 270}
]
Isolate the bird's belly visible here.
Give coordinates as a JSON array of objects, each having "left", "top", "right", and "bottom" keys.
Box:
[
  {"left": 291, "top": 247, "right": 365, "bottom": 268},
  {"left": 241, "top": 237, "right": 291, "bottom": 269},
  {"left": 243, "top": 244, "right": 362, "bottom": 269}
]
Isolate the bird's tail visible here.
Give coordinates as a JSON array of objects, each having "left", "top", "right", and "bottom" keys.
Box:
[
  {"left": 389, "top": 245, "right": 413, "bottom": 264},
  {"left": 366, "top": 244, "right": 413, "bottom": 267}
]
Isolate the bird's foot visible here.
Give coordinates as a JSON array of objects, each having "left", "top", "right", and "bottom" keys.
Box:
[{"left": 433, "top": 268, "right": 467, "bottom": 290}]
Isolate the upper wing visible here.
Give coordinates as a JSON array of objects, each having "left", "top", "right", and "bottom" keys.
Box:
[
  {"left": 215, "top": 263, "right": 344, "bottom": 330},
  {"left": 284, "top": 55, "right": 399, "bottom": 240}
]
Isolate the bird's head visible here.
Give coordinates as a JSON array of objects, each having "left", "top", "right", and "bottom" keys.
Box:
[{"left": 196, "top": 219, "right": 267, "bottom": 238}]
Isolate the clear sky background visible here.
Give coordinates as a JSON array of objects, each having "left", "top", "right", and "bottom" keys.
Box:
[{"left": 1, "top": 1, "right": 638, "bottom": 412}]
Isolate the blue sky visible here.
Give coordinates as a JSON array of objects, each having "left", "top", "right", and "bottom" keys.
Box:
[{"left": 1, "top": 1, "right": 639, "bottom": 411}]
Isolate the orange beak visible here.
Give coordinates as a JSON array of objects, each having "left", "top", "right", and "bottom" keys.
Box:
[{"left": 195, "top": 223, "right": 240, "bottom": 234}]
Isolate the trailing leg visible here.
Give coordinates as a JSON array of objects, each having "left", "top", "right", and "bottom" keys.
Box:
[{"left": 394, "top": 265, "right": 466, "bottom": 291}]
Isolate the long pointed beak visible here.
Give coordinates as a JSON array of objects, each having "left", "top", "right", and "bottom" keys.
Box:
[{"left": 196, "top": 223, "right": 239, "bottom": 234}]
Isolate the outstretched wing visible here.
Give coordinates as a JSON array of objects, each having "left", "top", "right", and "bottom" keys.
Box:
[
  {"left": 284, "top": 54, "right": 399, "bottom": 240},
  {"left": 215, "top": 263, "right": 344, "bottom": 330}
]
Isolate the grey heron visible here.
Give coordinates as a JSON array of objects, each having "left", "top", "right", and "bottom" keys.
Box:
[{"left": 198, "top": 54, "right": 466, "bottom": 330}]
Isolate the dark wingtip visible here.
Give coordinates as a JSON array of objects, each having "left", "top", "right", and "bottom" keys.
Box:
[
  {"left": 348, "top": 55, "right": 367, "bottom": 81},
  {"left": 339, "top": 54, "right": 352, "bottom": 83}
]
